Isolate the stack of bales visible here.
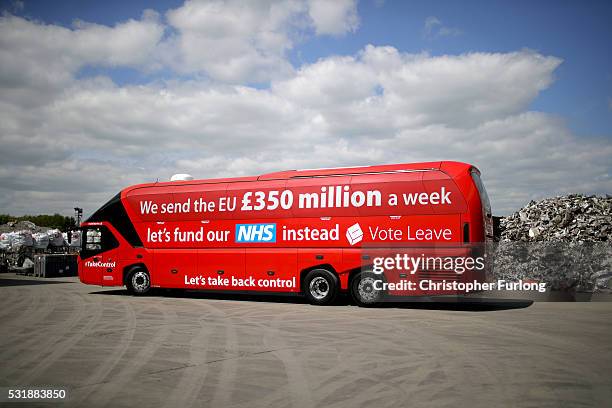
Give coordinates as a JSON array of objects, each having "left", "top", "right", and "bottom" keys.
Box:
[{"left": 0, "top": 221, "right": 78, "bottom": 270}]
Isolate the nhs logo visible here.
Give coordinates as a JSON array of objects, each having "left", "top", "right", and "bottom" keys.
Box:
[{"left": 235, "top": 223, "right": 277, "bottom": 243}]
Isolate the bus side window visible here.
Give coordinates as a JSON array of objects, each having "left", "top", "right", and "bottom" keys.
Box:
[{"left": 81, "top": 226, "right": 119, "bottom": 258}]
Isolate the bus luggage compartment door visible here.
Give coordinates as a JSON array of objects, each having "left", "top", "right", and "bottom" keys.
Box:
[
  {"left": 153, "top": 249, "right": 199, "bottom": 289},
  {"left": 198, "top": 249, "right": 246, "bottom": 290},
  {"left": 245, "top": 249, "right": 298, "bottom": 292}
]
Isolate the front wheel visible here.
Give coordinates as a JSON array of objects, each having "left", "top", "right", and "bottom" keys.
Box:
[
  {"left": 303, "top": 269, "right": 338, "bottom": 305},
  {"left": 126, "top": 269, "right": 151, "bottom": 295},
  {"left": 350, "top": 271, "right": 384, "bottom": 307}
]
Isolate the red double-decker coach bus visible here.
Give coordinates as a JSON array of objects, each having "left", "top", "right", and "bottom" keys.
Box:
[{"left": 78, "top": 161, "right": 493, "bottom": 305}]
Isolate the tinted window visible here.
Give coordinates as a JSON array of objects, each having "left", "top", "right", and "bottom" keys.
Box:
[
  {"left": 87, "top": 192, "right": 143, "bottom": 247},
  {"left": 81, "top": 226, "right": 119, "bottom": 259}
]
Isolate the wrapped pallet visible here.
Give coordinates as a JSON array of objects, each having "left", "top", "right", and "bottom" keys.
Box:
[
  {"left": 69, "top": 230, "right": 82, "bottom": 247},
  {"left": 0, "top": 233, "right": 12, "bottom": 251},
  {"left": 11, "top": 230, "right": 33, "bottom": 250},
  {"left": 33, "top": 232, "right": 50, "bottom": 250},
  {"left": 47, "top": 229, "right": 66, "bottom": 247}
]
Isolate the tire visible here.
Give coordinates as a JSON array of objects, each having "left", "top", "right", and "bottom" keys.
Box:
[
  {"left": 126, "top": 268, "right": 151, "bottom": 296},
  {"left": 350, "top": 271, "right": 384, "bottom": 307},
  {"left": 303, "top": 269, "right": 338, "bottom": 305}
]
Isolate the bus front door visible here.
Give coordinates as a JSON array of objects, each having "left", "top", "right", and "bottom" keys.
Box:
[{"left": 80, "top": 225, "right": 120, "bottom": 286}]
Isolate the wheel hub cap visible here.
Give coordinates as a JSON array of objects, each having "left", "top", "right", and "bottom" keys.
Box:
[{"left": 309, "top": 276, "right": 330, "bottom": 300}]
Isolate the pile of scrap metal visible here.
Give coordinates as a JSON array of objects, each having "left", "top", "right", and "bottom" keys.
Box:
[{"left": 492, "top": 194, "right": 612, "bottom": 293}]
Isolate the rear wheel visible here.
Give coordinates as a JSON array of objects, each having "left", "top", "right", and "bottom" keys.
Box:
[
  {"left": 126, "top": 269, "right": 151, "bottom": 295},
  {"left": 350, "top": 271, "right": 384, "bottom": 307},
  {"left": 303, "top": 269, "right": 338, "bottom": 305}
]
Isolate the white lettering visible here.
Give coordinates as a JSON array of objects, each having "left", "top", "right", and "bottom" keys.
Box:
[
  {"left": 406, "top": 226, "right": 452, "bottom": 241},
  {"left": 402, "top": 187, "right": 452, "bottom": 206}
]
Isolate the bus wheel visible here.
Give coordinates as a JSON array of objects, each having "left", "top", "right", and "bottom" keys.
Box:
[
  {"left": 127, "top": 269, "right": 151, "bottom": 296},
  {"left": 350, "top": 271, "right": 384, "bottom": 307},
  {"left": 304, "top": 269, "right": 338, "bottom": 305}
]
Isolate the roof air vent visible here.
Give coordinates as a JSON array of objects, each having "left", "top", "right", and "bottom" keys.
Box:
[{"left": 170, "top": 174, "right": 194, "bottom": 181}]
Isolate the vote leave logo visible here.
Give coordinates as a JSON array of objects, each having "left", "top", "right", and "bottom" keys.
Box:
[{"left": 346, "top": 223, "right": 363, "bottom": 246}]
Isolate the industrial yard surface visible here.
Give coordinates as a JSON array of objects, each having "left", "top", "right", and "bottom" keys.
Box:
[{"left": 1, "top": 274, "right": 611, "bottom": 408}]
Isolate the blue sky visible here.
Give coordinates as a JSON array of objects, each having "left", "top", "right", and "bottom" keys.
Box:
[
  {"left": 7, "top": 0, "right": 611, "bottom": 136},
  {"left": 0, "top": 0, "right": 611, "bottom": 215}
]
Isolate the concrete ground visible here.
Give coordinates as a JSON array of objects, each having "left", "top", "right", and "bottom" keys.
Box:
[{"left": 0, "top": 273, "right": 611, "bottom": 408}]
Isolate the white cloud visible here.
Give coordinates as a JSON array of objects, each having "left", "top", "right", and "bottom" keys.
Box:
[
  {"left": 424, "top": 16, "right": 462, "bottom": 38},
  {"left": 162, "top": 0, "right": 302, "bottom": 83},
  {"left": 161, "top": 0, "right": 360, "bottom": 82},
  {"left": 0, "top": 4, "right": 610, "bottom": 217},
  {"left": 274, "top": 46, "right": 562, "bottom": 129},
  {"left": 0, "top": 1, "right": 362, "bottom": 88},
  {"left": 0, "top": 12, "right": 164, "bottom": 104},
  {"left": 424, "top": 16, "right": 441, "bottom": 35},
  {"left": 308, "top": 0, "right": 359, "bottom": 35}
]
